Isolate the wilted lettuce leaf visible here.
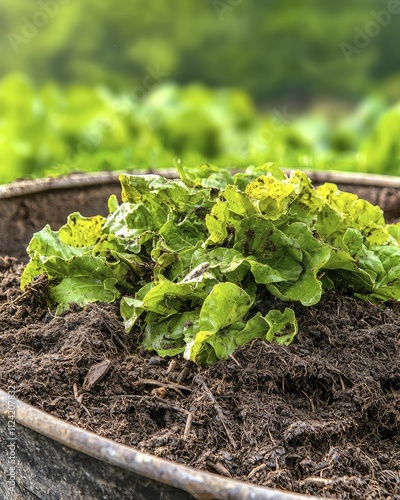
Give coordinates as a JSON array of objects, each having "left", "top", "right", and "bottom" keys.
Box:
[
  {"left": 233, "top": 163, "right": 286, "bottom": 191},
  {"left": 245, "top": 175, "right": 296, "bottom": 220},
  {"left": 50, "top": 258, "right": 121, "bottom": 314},
  {"left": 175, "top": 162, "right": 233, "bottom": 189},
  {"left": 235, "top": 308, "right": 298, "bottom": 346},
  {"left": 142, "top": 311, "right": 200, "bottom": 357},
  {"left": 58, "top": 213, "right": 106, "bottom": 247},
  {"left": 186, "top": 305, "right": 298, "bottom": 365},
  {"left": 22, "top": 164, "right": 400, "bottom": 365},
  {"left": 21, "top": 213, "right": 106, "bottom": 288},
  {"left": 124, "top": 277, "right": 208, "bottom": 318}
]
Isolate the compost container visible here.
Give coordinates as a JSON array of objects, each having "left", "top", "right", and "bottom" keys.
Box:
[{"left": 1, "top": 170, "right": 400, "bottom": 499}]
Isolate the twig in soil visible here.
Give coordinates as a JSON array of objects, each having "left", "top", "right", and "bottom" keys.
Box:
[
  {"left": 9, "top": 275, "right": 48, "bottom": 305},
  {"left": 206, "top": 461, "right": 231, "bottom": 477},
  {"left": 153, "top": 396, "right": 191, "bottom": 416},
  {"left": 229, "top": 354, "right": 241, "bottom": 367},
  {"left": 267, "top": 427, "right": 277, "bottom": 445},
  {"left": 328, "top": 366, "right": 349, "bottom": 392},
  {"left": 72, "top": 382, "right": 91, "bottom": 416},
  {"left": 176, "top": 366, "right": 190, "bottom": 384},
  {"left": 9, "top": 289, "right": 31, "bottom": 305},
  {"left": 248, "top": 463, "right": 267, "bottom": 478},
  {"left": 94, "top": 305, "right": 130, "bottom": 355},
  {"left": 183, "top": 412, "right": 194, "bottom": 440},
  {"left": 301, "top": 390, "right": 315, "bottom": 412},
  {"left": 136, "top": 378, "right": 192, "bottom": 394},
  {"left": 194, "top": 375, "right": 237, "bottom": 450},
  {"left": 165, "top": 359, "right": 178, "bottom": 375},
  {"left": 338, "top": 374, "right": 345, "bottom": 392},
  {"left": 105, "top": 394, "right": 191, "bottom": 416},
  {"left": 300, "top": 477, "right": 333, "bottom": 487},
  {"left": 72, "top": 382, "right": 83, "bottom": 404}
]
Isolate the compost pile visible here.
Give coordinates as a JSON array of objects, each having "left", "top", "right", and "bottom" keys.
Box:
[{"left": 1, "top": 256, "right": 400, "bottom": 499}]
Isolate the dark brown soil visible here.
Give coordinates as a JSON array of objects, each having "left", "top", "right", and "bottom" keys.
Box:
[{"left": 1, "top": 256, "right": 400, "bottom": 499}]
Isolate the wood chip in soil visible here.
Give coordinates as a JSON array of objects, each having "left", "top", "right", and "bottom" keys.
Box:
[{"left": 1, "top": 257, "right": 400, "bottom": 499}]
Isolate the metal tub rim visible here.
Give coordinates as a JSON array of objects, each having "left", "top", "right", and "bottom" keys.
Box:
[{"left": 1, "top": 168, "right": 400, "bottom": 200}]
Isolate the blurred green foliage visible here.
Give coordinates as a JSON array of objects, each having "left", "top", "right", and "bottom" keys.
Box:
[
  {"left": 1, "top": 0, "right": 400, "bottom": 101},
  {"left": 2, "top": 73, "right": 400, "bottom": 184},
  {"left": 2, "top": 1, "right": 400, "bottom": 182}
]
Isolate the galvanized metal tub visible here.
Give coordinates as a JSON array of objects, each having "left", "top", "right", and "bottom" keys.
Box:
[{"left": 1, "top": 169, "right": 399, "bottom": 499}]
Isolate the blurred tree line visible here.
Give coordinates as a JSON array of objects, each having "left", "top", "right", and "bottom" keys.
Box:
[{"left": 1, "top": 0, "right": 400, "bottom": 102}]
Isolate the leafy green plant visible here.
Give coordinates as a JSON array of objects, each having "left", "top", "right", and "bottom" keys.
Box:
[
  {"left": 22, "top": 164, "right": 400, "bottom": 364},
  {"left": 2, "top": 74, "right": 400, "bottom": 185}
]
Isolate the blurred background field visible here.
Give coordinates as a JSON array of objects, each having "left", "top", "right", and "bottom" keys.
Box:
[{"left": 1, "top": 0, "right": 400, "bottom": 183}]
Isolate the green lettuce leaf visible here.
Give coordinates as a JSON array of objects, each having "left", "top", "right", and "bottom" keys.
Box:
[
  {"left": 21, "top": 213, "right": 105, "bottom": 288},
  {"left": 50, "top": 256, "right": 121, "bottom": 314}
]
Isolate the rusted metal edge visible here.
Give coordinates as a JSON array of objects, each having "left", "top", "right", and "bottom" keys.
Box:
[
  {"left": 0, "top": 389, "right": 317, "bottom": 500},
  {"left": 300, "top": 169, "right": 400, "bottom": 188},
  {"left": 1, "top": 169, "right": 400, "bottom": 200},
  {"left": 0, "top": 169, "right": 177, "bottom": 199}
]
